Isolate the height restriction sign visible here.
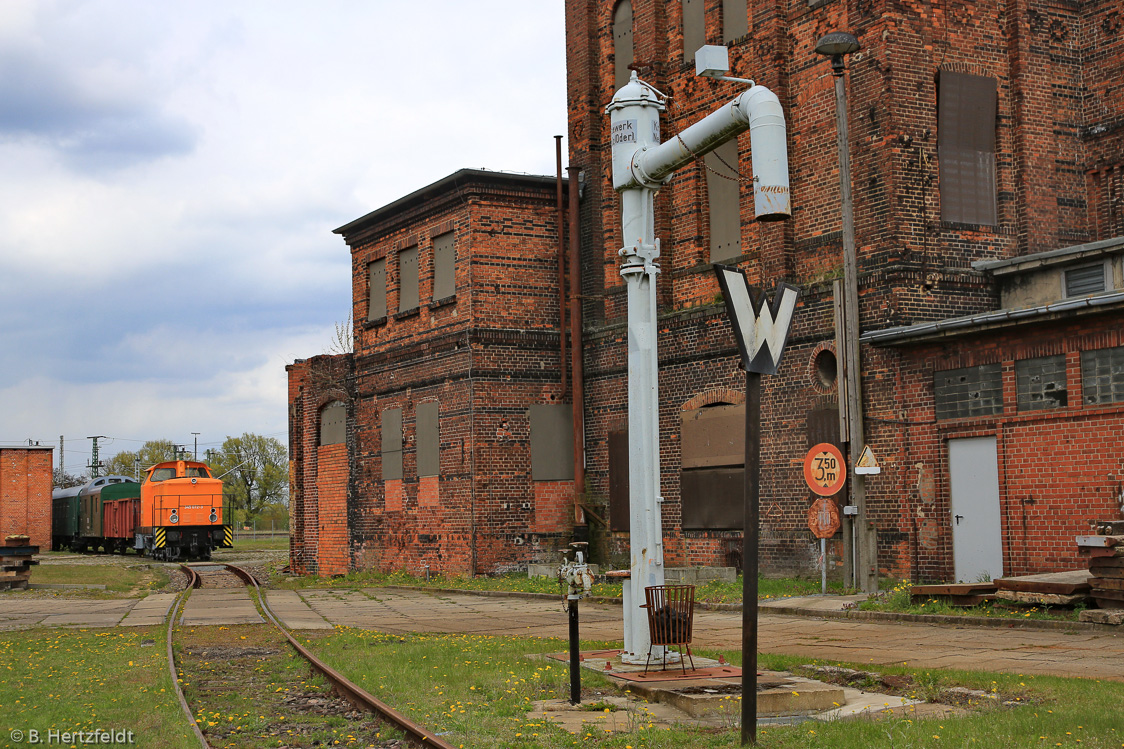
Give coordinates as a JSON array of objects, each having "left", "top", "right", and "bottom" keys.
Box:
[{"left": 804, "top": 443, "right": 846, "bottom": 496}]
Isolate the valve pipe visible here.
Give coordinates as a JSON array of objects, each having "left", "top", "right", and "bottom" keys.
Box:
[{"left": 614, "top": 84, "right": 791, "bottom": 221}]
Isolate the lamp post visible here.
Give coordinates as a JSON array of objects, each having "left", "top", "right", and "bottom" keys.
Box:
[{"left": 814, "top": 32, "right": 877, "bottom": 593}]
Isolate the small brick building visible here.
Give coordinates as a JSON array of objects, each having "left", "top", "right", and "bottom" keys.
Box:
[
  {"left": 290, "top": 1, "right": 1124, "bottom": 581},
  {"left": 0, "top": 447, "right": 54, "bottom": 550},
  {"left": 288, "top": 170, "right": 577, "bottom": 575}
]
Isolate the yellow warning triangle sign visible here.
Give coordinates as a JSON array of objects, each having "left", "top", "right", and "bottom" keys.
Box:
[{"left": 854, "top": 444, "right": 881, "bottom": 475}]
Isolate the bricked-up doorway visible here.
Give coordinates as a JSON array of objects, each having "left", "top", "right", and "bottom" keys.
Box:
[{"left": 948, "top": 437, "right": 1003, "bottom": 583}]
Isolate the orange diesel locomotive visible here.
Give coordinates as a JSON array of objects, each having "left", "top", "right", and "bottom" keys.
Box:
[{"left": 134, "top": 459, "right": 232, "bottom": 560}]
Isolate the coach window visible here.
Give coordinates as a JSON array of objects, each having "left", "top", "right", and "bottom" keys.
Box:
[
  {"left": 707, "top": 139, "right": 742, "bottom": 262},
  {"left": 938, "top": 70, "right": 998, "bottom": 225},
  {"left": 368, "top": 258, "right": 386, "bottom": 321},
  {"left": 613, "top": 0, "right": 634, "bottom": 89}
]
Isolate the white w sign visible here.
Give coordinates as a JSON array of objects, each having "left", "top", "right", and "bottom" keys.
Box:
[{"left": 714, "top": 265, "right": 800, "bottom": 375}]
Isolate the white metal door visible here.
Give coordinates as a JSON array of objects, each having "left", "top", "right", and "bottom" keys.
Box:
[{"left": 948, "top": 436, "right": 1003, "bottom": 583}]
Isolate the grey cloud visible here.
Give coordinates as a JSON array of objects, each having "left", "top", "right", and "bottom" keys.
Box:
[{"left": 0, "top": 50, "right": 197, "bottom": 171}]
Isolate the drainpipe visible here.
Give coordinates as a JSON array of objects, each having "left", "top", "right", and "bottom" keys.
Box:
[
  {"left": 555, "top": 136, "right": 568, "bottom": 395},
  {"left": 567, "top": 165, "right": 586, "bottom": 528}
]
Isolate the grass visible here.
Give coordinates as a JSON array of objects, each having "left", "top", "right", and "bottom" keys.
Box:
[
  {"left": 175, "top": 622, "right": 405, "bottom": 748},
  {"left": 0, "top": 627, "right": 197, "bottom": 748},
  {"left": 224, "top": 536, "right": 290, "bottom": 552},
  {"left": 28, "top": 562, "right": 170, "bottom": 594},
  {"left": 304, "top": 628, "right": 1124, "bottom": 748},
  {"left": 275, "top": 569, "right": 856, "bottom": 605},
  {"left": 858, "top": 579, "right": 1084, "bottom": 622}
]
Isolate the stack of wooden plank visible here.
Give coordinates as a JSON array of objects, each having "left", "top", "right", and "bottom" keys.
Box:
[
  {"left": 1077, "top": 520, "right": 1124, "bottom": 610},
  {"left": 0, "top": 534, "right": 39, "bottom": 590},
  {"left": 910, "top": 582, "right": 996, "bottom": 606},
  {"left": 993, "top": 570, "right": 1092, "bottom": 607}
]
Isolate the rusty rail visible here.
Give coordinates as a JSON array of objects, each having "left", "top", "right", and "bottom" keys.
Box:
[
  {"left": 169, "top": 565, "right": 209, "bottom": 748},
  {"left": 224, "top": 564, "right": 456, "bottom": 749}
]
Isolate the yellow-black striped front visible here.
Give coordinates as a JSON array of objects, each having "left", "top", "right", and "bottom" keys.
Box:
[
  {"left": 223, "top": 525, "right": 233, "bottom": 548},
  {"left": 154, "top": 528, "right": 166, "bottom": 549}
]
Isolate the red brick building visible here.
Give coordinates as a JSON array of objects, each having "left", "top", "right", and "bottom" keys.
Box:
[
  {"left": 565, "top": 0, "right": 1124, "bottom": 583},
  {"left": 290, "top": 1, "right": 1124, "bottom": 582},
  {"left": 288, "top": 170, "right": 577, "bottom": 576},
  {"left": 0, "top": 447, "right": 54, "bottom": 549}
]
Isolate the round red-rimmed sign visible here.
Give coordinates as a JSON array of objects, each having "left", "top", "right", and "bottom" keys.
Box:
[{"left": 804, "top": 442, "right": 846, "bottom": 496}]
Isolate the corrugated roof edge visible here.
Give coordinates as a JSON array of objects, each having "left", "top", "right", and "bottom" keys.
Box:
[
  {"left": 860, "top": 290, "right": 1124, "bottom": 346},
  {"left": 333, "top": 168, "right": 563, "bottom": 237},
  {"left": 972, "top": 235, "right": 1124, "bottom": 274}
]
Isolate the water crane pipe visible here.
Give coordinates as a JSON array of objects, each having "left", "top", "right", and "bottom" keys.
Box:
[{"left": 605, "top": 71, "right": 791, "bottom": 665}]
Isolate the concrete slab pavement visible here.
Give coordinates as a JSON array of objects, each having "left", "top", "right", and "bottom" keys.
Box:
[
  {"left": 293, "top": 588, "right": 1124, "bottom": 682},
  {"left": 180, "top": 589, "right": 262, "bottom": 625}
]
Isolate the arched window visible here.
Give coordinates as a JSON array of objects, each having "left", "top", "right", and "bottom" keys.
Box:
[
  {"left": 613, "top": 0, "right": 634, "bottom": 90},
  {"left": 320, "top": 401, "right": 346, "bottom": 446}
]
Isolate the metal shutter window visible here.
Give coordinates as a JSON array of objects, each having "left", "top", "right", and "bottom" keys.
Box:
[
  {"left": 398, "top": 246, "right": 419, "bottom": 312},
  {"left": 722, "top": 0, "right": 747, "bottom": 42},
  {"left": 938, "top": 70, "right": 998, "bottom": 226},
  {"left": 382, "top": 408, "right": 403, "bottom": 481},
  {"left": 1064, "top": 264, "right": 1106, "bottom": 297},
  {"left": 707, "top": 139, "right": 742, "bottom": 263},
  {"left": 432, "top": 232, "right": 455, "bottom": 301},
  {"left": 682, "top": 0, "right": 705, "bottom": 62},
  {"left": 416, "top": 401, "right": 439, "bottom": 478},
  {"left": 613, "top": 0, "right": 634, "bottom": 90},
  {"left": 368, "top": 258, "right": 386, "bottom": 321},
  {"left": 319, "top": 401, "right": 346, "bottom": 445},
  {"left": 528, "top": 404, "right": 574, "bottom": 481}
]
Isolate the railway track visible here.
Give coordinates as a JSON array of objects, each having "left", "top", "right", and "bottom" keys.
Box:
[{"left": 170, "top": 563, "right": 455, "bottom": 749}]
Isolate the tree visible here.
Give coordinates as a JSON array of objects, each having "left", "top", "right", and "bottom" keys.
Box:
[
  {"left": 209, "top": 434, "right": 288, "bottom": 521},
  {"left": 53, "top": 467, "right": 87, "bottom": 488},
  {"left": 102, "top": 439, "right": 182, "bottom": 479}
]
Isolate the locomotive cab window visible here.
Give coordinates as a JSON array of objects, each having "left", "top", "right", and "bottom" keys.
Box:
[
  {"left": 186, "top": 466, "right": 211, "bottom": 478},
  {"left": 148, "top": 467, "right": 175, "bottom": 483}
]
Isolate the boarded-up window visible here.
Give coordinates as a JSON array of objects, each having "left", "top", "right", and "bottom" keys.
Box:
[
  {"left": 608, "top": 429, "right": 629, "bottom": 531},
  {"left": 382, "top": 408, "right": 402, "bottom": 481},
  {"left": 399, "top": 246, "right": 419, "bottom": 312},
  {"left": 681, "top": 404, "right": 745, "bottom": 530},
  {"left": 1065, "top": 264, "right": 1107, "bottom": 297},
  {"left": 706, "top": 139, "right": 742, "bottom": 262},
  {"left": 433, "top": 231, "right": 455, "bottom": 301},
  {"left": 1081, "top": 346, "right": 1124, "bottom": 405},
  {"left": 934, "top": 364, "right": 1003, "bottom": 419},
  {"left": 613, "top": 0, "right": 634, "bottom": 90},
  {"left": 529, "top": 405, "right": 574, "bottom": 481},
  {"left": 938, "top": 71, "right": 997, "bottom": 225},
  {"left": 416, "top": 401, "right": 439, "bottom": 478},
  {"left": 1016, "top": 356, "right": 1067, "bottom": 411},
  {"left": 722, "top": 0, "right": 747, "bottom": 42},
  {"left": 368, "top": 258, "right": 386, "bottom": 321},
  {"left": 683, "top": 0, "right": 706, "bottom": 62},
  {"left": 319, "top": 401, "right": 346, "bottom": 446}
]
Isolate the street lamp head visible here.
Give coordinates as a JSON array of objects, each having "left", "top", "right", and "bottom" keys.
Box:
[{"left": 814, "top": 31, "right": 861, "bottom": 75}]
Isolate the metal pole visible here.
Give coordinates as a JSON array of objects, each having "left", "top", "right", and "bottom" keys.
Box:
[
  {"left": 741, "top": 371, "right": 760, "bottom": 745},
  {"left": 821, "top": 537, "right": 828, "bottom": 595},
  {"left": 568, "top": 598, "right": 581, "bottom": 704},
  {"left": 832, "top": 65, "right": 877, "bottom": 594}
]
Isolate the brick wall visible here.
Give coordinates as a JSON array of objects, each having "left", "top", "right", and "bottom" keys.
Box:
[
  {"left": 565, "top": 0, "right": 1124, "bottom": 580},
  {"left": 0, "top": 448, "right": 53, "bottom": 549}
]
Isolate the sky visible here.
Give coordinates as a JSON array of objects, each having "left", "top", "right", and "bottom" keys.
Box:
[{"left": 0, "top": 0, "right": 568, "bottom": 474}]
